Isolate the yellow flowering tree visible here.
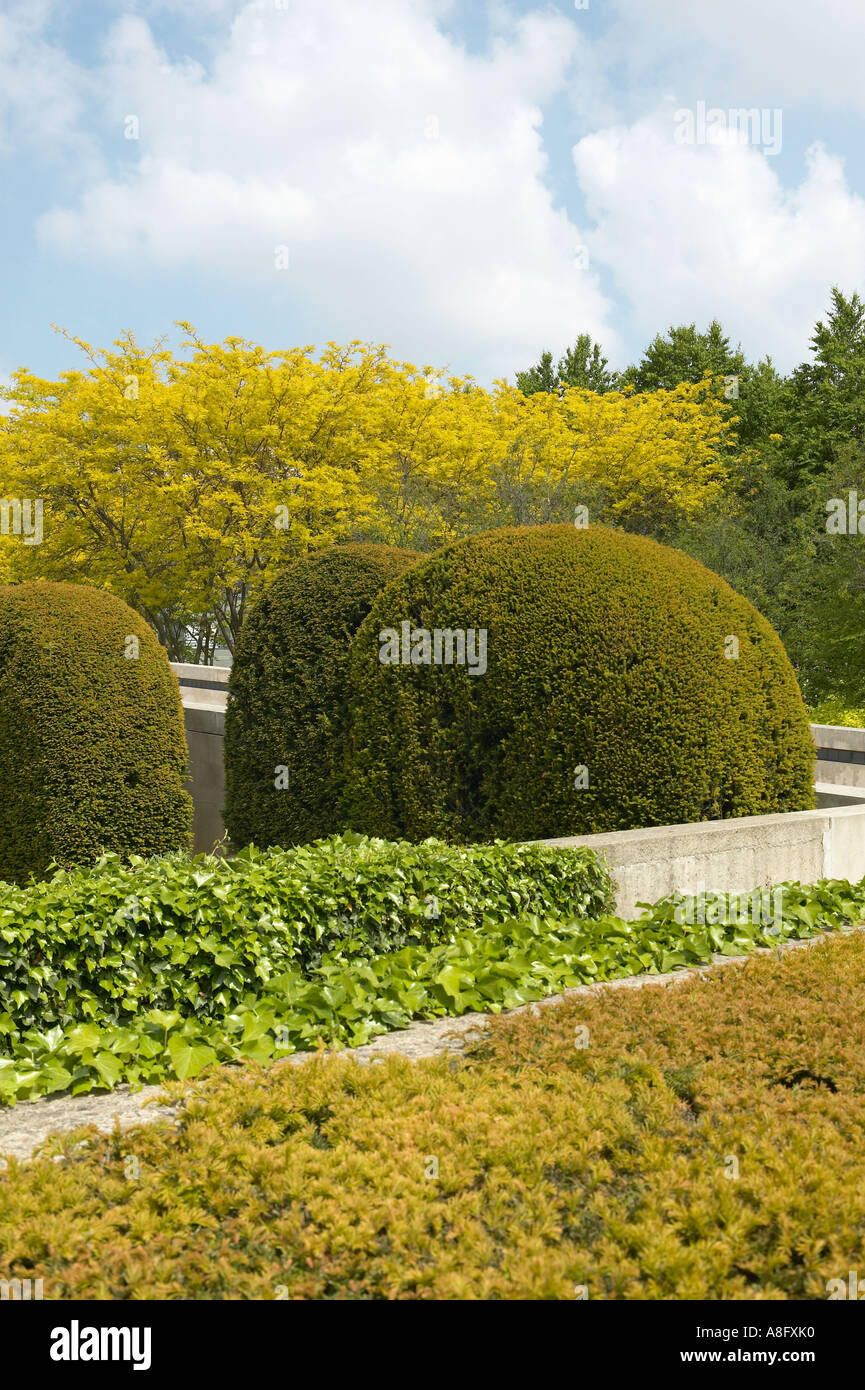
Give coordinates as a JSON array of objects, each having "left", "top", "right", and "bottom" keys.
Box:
[
  {"left": 0, "top": 329, "right": 379, "bottom": 655},
  {"left": 0, "top": 328, "right": 733, "bottom": 655},
  {"left": 485, "top": 378, "right": 732, "bottom": 535}
]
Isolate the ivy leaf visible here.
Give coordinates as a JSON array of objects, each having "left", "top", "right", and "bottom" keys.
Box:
[{"left": 167, "top": 1036, "right": 218, "bottom": 1080}]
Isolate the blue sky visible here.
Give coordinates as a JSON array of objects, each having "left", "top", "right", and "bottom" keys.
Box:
[{"left": 3, "top": 0, "right": 865, "bottom": 390}]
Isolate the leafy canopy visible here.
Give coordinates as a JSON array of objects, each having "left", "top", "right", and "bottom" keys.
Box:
[{"left": 1, "top": 326, "right": 733, "bottom": 650}]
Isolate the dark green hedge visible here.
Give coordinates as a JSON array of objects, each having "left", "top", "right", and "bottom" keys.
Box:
[
  {"left": 224, "top": 544, "right": 421, "bottom": 848},
  {"left": 0, "top": 582, "right": 192, "bottom": 883},
  {"left": 341, "top": 524, "right": 816, "bottom": 840}
]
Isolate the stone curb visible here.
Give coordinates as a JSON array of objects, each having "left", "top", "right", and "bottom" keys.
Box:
[{"left": 0, "top": 925, "right": 858, "bottom": 1165}]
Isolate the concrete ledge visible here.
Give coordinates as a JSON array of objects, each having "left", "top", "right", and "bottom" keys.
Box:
[
  {"left": 812, "top": 722, "right": 865, "bottom": 752},
  {"left": 542, "top": 797, "right": 865, "bottom": 917},
  {"left": 815, "top": 761, "right": 865, "bottom": 789},
  {"left": 182, "top": 699, "right": 229, "bottom": 735},
  {"left": 170, "top": 667, "right": 229, "bottom": 853},
  {"left": 815, "top": 782, "right": 865, "bottom": 809},
  {"left": 170, "top": 662, "right": 230, "bottom": 690},
  {"left": 812, "top": 723, "right": 865, "bottom": 788}
]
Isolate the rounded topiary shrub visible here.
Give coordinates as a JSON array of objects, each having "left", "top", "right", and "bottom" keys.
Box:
[
  {"left": 341, "top": 524, "right": 816, "bottom": 842},
  {"left": 0, "top": 582, "right": 192, "bottom": 884},
  {"left": 224, "top": 543, "right": 421, "bottom": 848}
]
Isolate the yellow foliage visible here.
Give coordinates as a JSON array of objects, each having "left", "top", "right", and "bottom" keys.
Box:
[{"left": 0, "top": 327, "right": 732, "bottom": 652}]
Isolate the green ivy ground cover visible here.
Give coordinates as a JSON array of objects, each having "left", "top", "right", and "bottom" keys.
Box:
[
  {"left": 0, "top": 833, "right": 613, "bottom": 1033},
  {"left": 1, "top": 834, "right": 864, "bottom": 1106}
]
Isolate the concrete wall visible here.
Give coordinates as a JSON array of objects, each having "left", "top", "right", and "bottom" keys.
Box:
[
  {"left": 812, "top": 722, "right": 865, "bottom": 789},
  {"left": 172, "top": 664, "right": 229, "bottom": 855},
  {"left": 169, "top": 665, "right": 865, "bottom": 914},
  {"left": 541, "top": 718, "right": 865, "bottom": 914},
  {"left": 542, "top": 786, "right": 865, "bottom": 918}
]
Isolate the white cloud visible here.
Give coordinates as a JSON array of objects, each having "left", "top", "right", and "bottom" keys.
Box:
[
  {"left": 606, "top": 0, "right": 865, "bottom": 115},
  {"left": 135, "top": 0, "right": 245, "bottom": 14},
  {"left": 19, "top": 0, "right": 865, "bottom": 379},
  {"left": 35, "top": 0, "right": 619, "bottom": 378},
  {"left": 573, "top": 113, "right": 865, "bottom": 367},
  {"left": 0, "top": 0, "right": 92, "bottom": 158}
]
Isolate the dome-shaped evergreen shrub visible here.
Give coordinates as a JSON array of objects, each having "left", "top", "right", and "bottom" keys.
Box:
[
  {"left": 341, "top": 524, "right": 816, "bottom": 841},
  {"left": 0, "top": 582, "right": 192, "bottom": 884},
  {"left": 224, "top": 543, "right": 421, "bottom": 848}
]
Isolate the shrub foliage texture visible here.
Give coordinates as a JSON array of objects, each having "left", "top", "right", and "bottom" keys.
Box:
[
  {"left": 343, "top": 524, "right": 816, "bottom": 840},
  {"left": 0, "top": 581, "right": 191, "bottom": 883},
  {"left": 225, "top": 544, "right": 419, "bottom": 847}
]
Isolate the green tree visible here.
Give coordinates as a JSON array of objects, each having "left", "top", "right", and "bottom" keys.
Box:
[
  {"left": 672, "top": 461, "right": 820, "bottom": 687},
  {"left": 778, "top": 288, "right": 865, "bottom": 487},
  {"left": 672, "top": 447, "right": 865, "bottom": 703},
  {"left": 515, "top": 349, "right": 558, "bottom": 396},
  {"left": 622, "top": 320, "right": 788, "bottom": 452},
  {"left": 732, "top": 357, "right": 788, "bottom": 455},
  {"left": 786, "top": 448, "right": 865, "bottom": 702},
  {"left": 516, "top": 334, "right": 617, "bottom": 395},
  {"left": 622, "top": 320, "right": 744, "bottom": 391}
]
